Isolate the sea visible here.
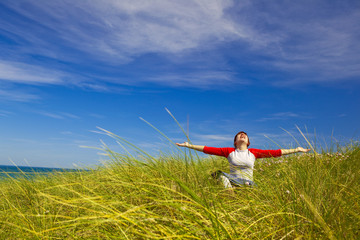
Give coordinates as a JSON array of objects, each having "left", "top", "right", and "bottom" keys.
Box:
[{"left": 0, "top": 165, "right": 76, "bottom": 180}]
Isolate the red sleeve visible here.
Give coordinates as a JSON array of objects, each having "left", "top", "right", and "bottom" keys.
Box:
[
  {"left": 248, "top": 148, "right": 282, "bottom": 159},
  {"left": 203, "top": 146, "right": 235, "bottom": 158}
]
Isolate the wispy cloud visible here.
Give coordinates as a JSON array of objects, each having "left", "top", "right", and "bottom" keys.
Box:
[
  {"left": 36, "top": 111, "right": 80, "bottom": 120},
  {"left": 0, "top": 60, "right": 64, "bottom": 85},
  {"left": 0, "top": 60, "right": 66, "bottom": 102},
  {"left": 257, "top": 112, "right": 301, "bottom": 122},
  {"left": 146, "top": 71, "right": 247, "bottom": 88},
  {"left": 0, "top": 110, "right": 12, "bottom": 117},
  {"left": 89, "top": 113, "right": 106, "bottom": 119},
  {"left": 60, "top": 131, "right": 73, "bottom": 135},
  {"left": 0, "top": 87, "right": 40, "bottom": 102},
  {"left": 256, "top": 112, "right": 315, "bottom": 122},
  {"left": 0, "top": 1, "right": 252, "bottom": 90},
  {"left": 1, "top": 1, "right": 245, "bottom": 60},
  {"left": 0, "top": 60, "right": 109, "bottom": 99},
  {"left": 191, "top": 133, "right": 233, "bottom": 142},
  {"left": 238, "top": 1, "right": 360, "bottom": 84},
  {"left": 1, "top": 0, "right": 359, "bottom": 89}
]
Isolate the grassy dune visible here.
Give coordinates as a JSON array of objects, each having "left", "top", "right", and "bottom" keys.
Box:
[{"left": 0, "top": 132, "right": 359, "bottom": 239}]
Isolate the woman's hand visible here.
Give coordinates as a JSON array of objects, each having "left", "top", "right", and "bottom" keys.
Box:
[
  {"left": 281, "top": 147, "right": 311, "bottom": 155},
  {"left": 296, "top": 147, "right": 311, "bottom": 153},
  {"left": 175, "top": 142, "right": 205, "bottom": 152},
  {"left": 176, "top": 142, "right": 190, "bottom": 147}
]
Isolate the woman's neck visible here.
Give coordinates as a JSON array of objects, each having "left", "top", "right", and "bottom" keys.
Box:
[{"left": 236, "top": 144, "right": 248, "bottom": 151}]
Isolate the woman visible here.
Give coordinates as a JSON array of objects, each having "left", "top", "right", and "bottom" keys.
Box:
[{"left": 176, "top": 131, "right": 310, "bottom": 188}]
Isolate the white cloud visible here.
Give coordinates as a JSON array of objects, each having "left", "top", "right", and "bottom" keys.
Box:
[
  {"left": 257, "top": 112, "right": 303, "bottom": 122},
  {"left": 0, "top": 88, "right": 40, "bottom": 102},
  {"left": 1, "top": 1, "right": 251, "bottom": 89},
  {"left": 191, "top": 133, "right": 233, "bottom": 142},
  {"left": 145, "top": 71, "right": 247, "bottom": 88},
  {"left": 240, "top": 2, "right": 360, "bottom": 84},
  {"left": 0, "top": 60, "right": 64, "bottom": 85},
  {"left": 2, "top": 0, "right": 246, "bottom": 60},
  {"left": 0, "top": 110, "right": 12, "bottom": 117},
  {"left": 0, "top": 60, "right": 108, "bottom": 96},
  {"left": 1, "top": 0, "right": 359, "bottom": 89},
  {"left": 36, "top": 111, "right": 80, "bottom": 120},
  {"left": 89, "top": 113, "right": 106, "bottom": 119},
  {"left": 61, "top": 131, "right": 73, "bottom": 135}
]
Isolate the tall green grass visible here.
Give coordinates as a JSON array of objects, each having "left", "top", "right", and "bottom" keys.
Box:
[{"left": 0, "top": 128, "right": 359, "bottom": 239}]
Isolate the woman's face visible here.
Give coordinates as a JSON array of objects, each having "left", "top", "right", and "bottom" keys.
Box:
[{"left": 235, "top": 132, "right": 249, "bottom": 147}]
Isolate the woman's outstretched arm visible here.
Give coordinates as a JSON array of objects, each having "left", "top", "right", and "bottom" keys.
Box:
[
  {"left": 281, "top": 147, "right": 311, "bottom": 155},
  {"left": 176, "top": 142, "right": 204, "bottom": 152}
]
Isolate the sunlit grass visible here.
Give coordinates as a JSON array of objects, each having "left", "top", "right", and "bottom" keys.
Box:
[{"left": 0, "top": 128, "right": 359, "bottom": 239}]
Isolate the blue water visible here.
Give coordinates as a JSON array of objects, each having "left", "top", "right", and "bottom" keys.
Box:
[{"left": 0, "top": 165, "right": 75, "bottom": 180}]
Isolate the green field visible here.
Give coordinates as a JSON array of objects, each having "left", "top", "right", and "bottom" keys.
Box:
[{"left": 0, "top": 130, "right": 359, "bottom": 239}]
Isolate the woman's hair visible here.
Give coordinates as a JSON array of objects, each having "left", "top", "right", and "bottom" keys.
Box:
[{"left": 234, "top": 131, "right": 250, "bottom": 147}]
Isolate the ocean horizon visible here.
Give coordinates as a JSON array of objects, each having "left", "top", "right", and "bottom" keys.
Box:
[{"left": 0, "top": 165, "right": 77, "bottom": 180}]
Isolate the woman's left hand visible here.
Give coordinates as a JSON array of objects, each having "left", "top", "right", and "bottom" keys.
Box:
[{"left": 296, "top": 147, "right": 311, "bottom": 153}]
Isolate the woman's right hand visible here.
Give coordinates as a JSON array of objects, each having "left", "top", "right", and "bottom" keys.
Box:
[{"left": 176, "top": 142, "right": 190, "bottom": 147}]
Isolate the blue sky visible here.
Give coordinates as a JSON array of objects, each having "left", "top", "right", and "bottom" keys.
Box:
[{"left": 0, "top": 0, "right": 359, "bottom": 168}]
